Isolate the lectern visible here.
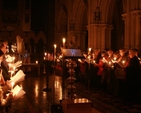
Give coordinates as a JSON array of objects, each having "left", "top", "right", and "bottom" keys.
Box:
[
  {"left": 60, "top": 49, "right": 98, "bottom": 113},
  {"left": 61, "top": 48, "right": 84, "bottom": 99}
]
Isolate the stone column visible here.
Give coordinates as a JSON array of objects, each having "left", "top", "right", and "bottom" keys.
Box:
[
  {"left": 93, "top": 24, "right": 98, "bottom": 49},
  {"left": 106, "top": 25, "right": 113, "bottom": 49},
  {"left": 101, "top": 25, "right": 107, "bottom": 50},
  {"left": 122, "top": 13, "right": 128, "bottom": 49},
  {"left": 135, "top": 10, "right": 141, "bottom": 49},
  {"left": 74, "top": 30, "right": 86, "bottom": 50},
  {"left": 130, "top": 11, "right": 136, "bottom": 48},
  {"left": 90, "top": 24, "right": 107, "bottom": 50},
  {"left": 89, "top": 24, "right": 99, "bottom": 49}
]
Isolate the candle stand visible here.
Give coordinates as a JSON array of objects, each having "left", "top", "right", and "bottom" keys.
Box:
[
  {"left": 61, "top": 48, "right": 84, "bottom": 99},
  {"left": 66, "top": 59, "right": 77, "bottom": 99},
  {"left": 43, "top": 60, "right": 52, "bottom": 92}
]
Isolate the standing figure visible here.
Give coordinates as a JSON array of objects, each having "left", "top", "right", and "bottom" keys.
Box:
[
  {"left": 124, "top": 49, "right": 140, "bottom": 102},
  {"left": 0, "top": 39, "right": 10, "bottom": 81},
  {"left": 113, "top": 48, "right": 128, "bottom": 96}
]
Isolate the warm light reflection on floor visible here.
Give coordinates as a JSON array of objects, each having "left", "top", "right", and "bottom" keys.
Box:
[
  {"left": 35, "top": 81, "right": 39, "bottom": 98},
  {"left": 54, "top": 76, "right": 62, "bottom": 100},
  {"left": 15, "top": 75, "right": 65, "bottom": 112}
]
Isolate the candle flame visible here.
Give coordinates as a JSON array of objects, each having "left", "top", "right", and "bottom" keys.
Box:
[
  {"left": 88, "top": 48, "right": 91, "bottom": 52},
  {"left": 54, "top": 44, "right": 57, "bottom": 48},
  {"left": 122, "top": 60, "right": 125, "bottom": 64},
  {"left": 62, "top": 38, "right": 66, "bottom": 43},
  {"left": 12, "top": 82, "right": 14, "bottom": 88}
]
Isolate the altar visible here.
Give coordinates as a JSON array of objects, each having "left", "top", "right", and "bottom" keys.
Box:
[{"left": 22, "top": 63, "right": 40, "bottom": 75}]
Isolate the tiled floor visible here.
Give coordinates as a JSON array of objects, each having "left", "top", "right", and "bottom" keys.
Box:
[{"left": 4, "top": 73, "right": 141, "bottom": 113}]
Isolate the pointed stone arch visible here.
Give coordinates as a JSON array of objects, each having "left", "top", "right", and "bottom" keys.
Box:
[
  {"left": 27, "top": 31, "right": 37, "bottom": 44},
  {"left": 72, "top": 0, "right": 87, "bottom": 50},
  {"left": 37, "top": 31, "right": 46, "bottom": 44}
]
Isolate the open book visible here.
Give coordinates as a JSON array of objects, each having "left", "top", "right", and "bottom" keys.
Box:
[
  {"left": 10, "top": 70, "right": 26, "bottom": 84},
  {"left": 11, "top": 85, "right": 26, "bottom": 101},
  {"left": 12, "top": 61, "right": 22, "bottom": 68},
  {"left": 2, "top": 70, "right": 26, "bottom": 93}
]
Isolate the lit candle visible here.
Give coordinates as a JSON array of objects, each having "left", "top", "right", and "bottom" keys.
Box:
[
  {"left": 62, "top": 38, "right": 66, "bottom": 47},
  {"left": 54, "top": 44, "right": 57, "bottom": 54},
  {"left": 114, "top": 57, "right": 116, "bottom": 61},
  {"left": 9, "top": 63, "right": 11, "bottom": 67},
  {"left": 44, "top": 52, "right": 47, "bottom": 60},
  {"left": 88, "top": 55, "right": 91, "bottom": 60},
  {"left": 122, "top": 60, "right": 125, "bottom": 64},
  {"left": 54, "top": 44, "right": 57, "bottom": 60},
  {"left": 36, "top": 60, "right": 38, "bottom": 64},
  {"left": 44, "top": 52, "right": 47, "bottom": 56},
  {"left": 12, "top": 56, "right": 15, "bottom": 63},
  {"left": 109, "top": 61, "right": 111, "bottom": 65},
  {"left": 88, "top": 48, "right": 91, "bottom": 54},
  {"left": 11, "top": 82, "right": 14, "bottom": 90},
  {"left": 78, "top": 59, "right": 82, "bottom": 63},
  {"left": 93, "top": 60, "right": 96, "bottom": 64}
]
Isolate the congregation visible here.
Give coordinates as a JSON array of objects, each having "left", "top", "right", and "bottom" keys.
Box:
[{"left": 73, "top": 48, "right": 141, "bottom": 103}]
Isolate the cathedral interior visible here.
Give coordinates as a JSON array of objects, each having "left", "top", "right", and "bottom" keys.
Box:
[{"left": 0, "top": 0, "right": 141, "bottom": 113}]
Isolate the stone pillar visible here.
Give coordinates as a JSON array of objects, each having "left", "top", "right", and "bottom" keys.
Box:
[
  {"left": 101, "top": 25, "right": 106, "bottom": 50},
  {"left": 89, "top": 24, "right": 108, "bottom": 50},
  {"left": 80, "top": 31, "right": 87, "bottom": 50},
  {"left": 122, "top": 13, "right": 128, "bottom": 49},
  {"left": 135, "top": 10, "right": 141, "bottom": 49},
  {"left": 88, "top": 24, "right": 95, "bottom": 49},
  {"left": 89, "top": 24, "right": 98, "bottom": 49},
  {"left": 74, "top": 30, "right": 86, "bottom": 50},
  {"left": 130, "top": 11, "right": 136, "bottom": 48},
  {"left": 93, "top": 25, "right": 98, "bottom": 48},
  {"left": 106, "top": 25, "right": 113, "bottom": 49}
]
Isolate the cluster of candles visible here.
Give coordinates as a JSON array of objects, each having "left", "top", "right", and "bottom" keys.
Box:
[
  {"left": 43, "top": 38, "right": 66, "bottom": 61},
  {"left": 78, "top": 48, "right": 126, "bottom": 68}
]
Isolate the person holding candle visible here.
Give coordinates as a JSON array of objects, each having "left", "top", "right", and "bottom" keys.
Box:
[
  {"left": 124, "top": 48, "right": 140, "bottom": 102},
  {"left": 103, "top": 49, "right": 115, "bottom": 93},
  {"left": 113, "top": 48, "right": 129, "bottom": 97},
  {"left": 0, "top": 39, "right": 10, "bottom": 81},
  {"left": 94, "top": 51, "right": 107, "bottom": 89}
]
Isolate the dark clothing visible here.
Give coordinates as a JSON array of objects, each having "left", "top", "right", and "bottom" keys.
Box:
[
  {"left": 0, "top": 49, "right": 9, "bottom": 81},
  {"left": 124, "top": 56, "right": 140, "bottom": 101},
  {"left": 0, "top": 50, "right": 4, "bottom": 56},
  {"left": 1, "top": 58, "right": 10, "bottom": 81},
  {"left": 125, "top": 56, "right": 140, "bottom": 84}
]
